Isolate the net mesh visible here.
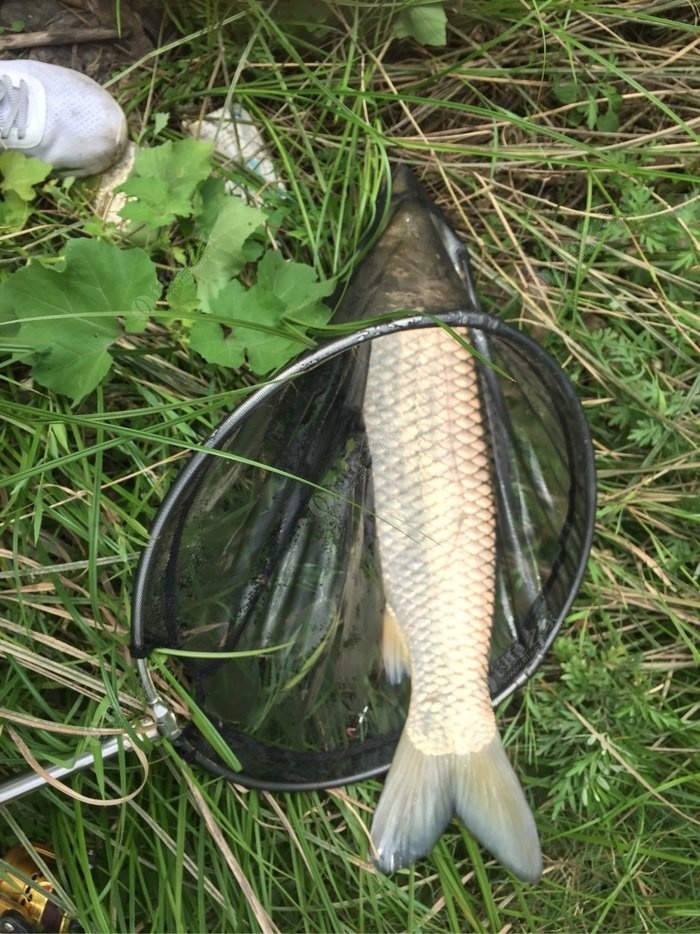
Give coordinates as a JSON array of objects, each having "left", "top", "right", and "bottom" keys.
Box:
[{"left": 131, "top": 168, "right": 595, "bottom": 789}]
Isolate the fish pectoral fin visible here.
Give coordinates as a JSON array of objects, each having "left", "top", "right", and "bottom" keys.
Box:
[
  {"left": 381, "top": 603, "right": 411, "bottom": 684},
  {"left": 370, "top": 730, "right": 542, "bottom": 883}
]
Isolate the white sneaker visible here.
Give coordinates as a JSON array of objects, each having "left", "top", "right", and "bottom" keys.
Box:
[{"left": 0, "top": 60, "right": 128, "bottom": 177}]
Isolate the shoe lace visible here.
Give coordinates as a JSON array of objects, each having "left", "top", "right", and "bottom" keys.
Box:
[{"left": 0, "top": 75, "right": 29, "bottom": 140}]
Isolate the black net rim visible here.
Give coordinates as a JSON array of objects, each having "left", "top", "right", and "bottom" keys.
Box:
[{"left": 132, "top": 309, "right": 596, "bottom": 791}]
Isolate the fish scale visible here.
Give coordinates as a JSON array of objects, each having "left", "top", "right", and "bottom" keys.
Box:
[
  {"left": 363, "top": 326, "right": 497, "bottom": 755},
  {"left": 364, "top": 324, "right": 542, "bottom": 882}
]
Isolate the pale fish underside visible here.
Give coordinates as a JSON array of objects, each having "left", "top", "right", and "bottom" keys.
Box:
[{"left": 363, "top": 325, "right": 543, "bottom": 883}]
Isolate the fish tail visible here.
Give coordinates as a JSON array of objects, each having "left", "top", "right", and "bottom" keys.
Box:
[{"left": 371, "top": 729, "right": 542, "bottom": 883}]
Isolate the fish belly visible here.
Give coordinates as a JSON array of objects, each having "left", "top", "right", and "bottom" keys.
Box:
[{"left": 363, "top": 326, "right": 497, "bottom": 754}]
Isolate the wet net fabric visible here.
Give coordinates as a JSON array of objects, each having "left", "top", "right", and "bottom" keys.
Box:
[{"left": 131, "top": 168, "right": 595, "bottom": 789}]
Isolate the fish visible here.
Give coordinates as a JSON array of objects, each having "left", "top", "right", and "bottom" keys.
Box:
[{"left": 363, "top": 324, "right": 543, "bottom": 882}]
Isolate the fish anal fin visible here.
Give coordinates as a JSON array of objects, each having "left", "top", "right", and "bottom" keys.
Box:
[
  {"left": 382, "top": 603, "right": 411, "bottom": 684},
  {"left": 371, "top": 730, "right": 542, "bottom": 883}
]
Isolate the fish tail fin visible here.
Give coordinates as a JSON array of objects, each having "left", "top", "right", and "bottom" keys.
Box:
[{"left": 371, "top": 729, "right": 542, "bottom": 883}]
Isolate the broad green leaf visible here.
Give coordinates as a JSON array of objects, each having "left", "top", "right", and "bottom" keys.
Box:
[
  {"left": 191, "top": 252, "right": 334, "bottom": 375},
  {"left": 0, "top": 152, "right": 52, "bottom": 232},
  {"left": 190, "top": 280, "right": 295, "bottom": 373},
  {"left": 192, "top": 177, "right": 230, "bottom": 238},
  {"left": 597, "top": 109, "right": 620, "bottom": 133},
  {"left": 117, "top": 139, "right": 214, "bottom": 229},
  {"left": 394, "top": 2, "right": 447, "bottom": 46},
  {"left": 152, "top": 111, "right": 170, "bottom": 135},
  {"left": 552, "top": 78, "right": 580, "bottom": 105},
  {"left": 189, "top": 317, "right": 245, "bottom": 370},
  {"left": 193, "top": 197, "right": 267, "bottom": 312},
  {"left": 0, "top": 239, "right": 160, "bottom": 403},
  {"left": 166, "top": 268, "right": 199, "bottom": 319},
  {"left": 31, "top": 343, "right": 115, "bottom": 404},
  {"left": 0, "top": 151, "right": 52, "bottom": 200},
  {"left": 0, "top": 191, "right": 29, "bottom": 232},
  {"left": 117, "top": 176, "right": 186, "bottom": 227},
  {"left": 256, "top": 250, "right": 335, "bottom": 320}
]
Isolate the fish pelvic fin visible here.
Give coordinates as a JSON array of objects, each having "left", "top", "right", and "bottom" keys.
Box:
[
  {"left": 382, "top": 603, "right": 411, "bottom": 684},
  {"left": 371, "top": 729, "right": 542, "bottom": 884}
]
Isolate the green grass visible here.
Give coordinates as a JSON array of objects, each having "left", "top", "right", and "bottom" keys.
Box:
[{"left": 1, "top": 0, "right": 699, "bottom": 930}]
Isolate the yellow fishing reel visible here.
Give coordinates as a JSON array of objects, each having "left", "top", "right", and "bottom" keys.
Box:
[{"left": 0, "top": 844, "right": 78, "bottom": 934}]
